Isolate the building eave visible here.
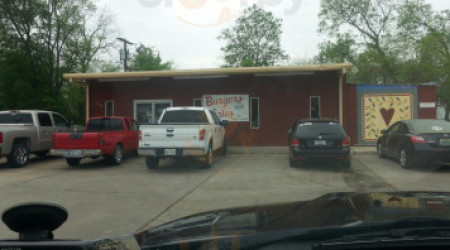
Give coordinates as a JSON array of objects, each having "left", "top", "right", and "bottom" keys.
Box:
[{"left": 63, "top": 63, "right": 353, "bottom": 83}]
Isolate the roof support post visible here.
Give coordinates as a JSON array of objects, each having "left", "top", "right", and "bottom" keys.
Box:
[
  {"left": 339, "top": 69, "right": 345, "bottom": 125},
  {"left": 85, "top": 82, "right": 90, "bottom": 120}
]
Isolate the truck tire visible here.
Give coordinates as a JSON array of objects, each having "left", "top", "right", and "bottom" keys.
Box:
[
  {"left": 66, "top": 158, "right": 81, "bottom": 167},
  {"left": 146, "top": 157, "right": 159, "bottom": 169},
  {"left": 221, "top": 139, "right": 227, "bottom": 156},
  {"left": 8, "top": 143, "right": 29, "bottom": 168},
  {"left": 203, "top": 143, "right": 213, "bottom": 168},
  {"left": 108, "top": 144, "right": 123, "bottom": 165}
]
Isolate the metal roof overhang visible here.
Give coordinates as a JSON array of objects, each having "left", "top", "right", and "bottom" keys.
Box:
[{"left": 63, "top": 63, "right": 353, "bottom": 83}]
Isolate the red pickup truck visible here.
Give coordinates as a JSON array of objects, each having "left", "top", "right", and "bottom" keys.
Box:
[{"left": 50, "top": 117, "right": 140, "bottom": 166}]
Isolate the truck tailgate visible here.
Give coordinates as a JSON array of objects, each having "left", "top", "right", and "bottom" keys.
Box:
[
  {"left": 52, "top": 132, "right": 101, "bottom": 149},
  {"left": 140, "top": 125, "right": 206, "bottom": 148}
]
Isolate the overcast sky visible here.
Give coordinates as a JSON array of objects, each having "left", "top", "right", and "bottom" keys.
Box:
[{"left": 97, "top": 0, "right": 450, "bottom": 70}]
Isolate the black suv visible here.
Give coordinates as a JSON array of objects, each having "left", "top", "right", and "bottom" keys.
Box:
[{"left": 288, "top": 119, "right": 351, "bottom": 168}]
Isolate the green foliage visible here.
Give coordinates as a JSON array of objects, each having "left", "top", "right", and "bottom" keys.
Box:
[
  {"left": 319, "top": 0, "right": 401, "bottom": 83},
  {"left": 0, "top": 0, "right": 116, "bottom": 122},
  {"left": 317, "top": 34, "right": 356, "bottom": 64},
  {"left": 218, "top": 4, "right": 288, "bottom": 67},
  {"left": 130, "top": 44, "right": 173, "bottom": 71}
]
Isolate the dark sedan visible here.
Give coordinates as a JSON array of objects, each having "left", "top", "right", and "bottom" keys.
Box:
[
  {"left": 288, "top": 119, "right": 351, "bottom": 168},
  {"left": 377, "top": 119, "right": 450, "bottom": 169}
]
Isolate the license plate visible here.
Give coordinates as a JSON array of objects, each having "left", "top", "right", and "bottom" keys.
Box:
[
  {"left": 440, "top": 139, "right": 450, "bottom": 145},
  {"left": 164, "top": 149, "right": 176, "bottom": 156},
  {"left": 68, "top": 150, "right": 82, "bottom": 156},
  {"left": 314, "top": 140, "right": 327, "bottom": 146}
]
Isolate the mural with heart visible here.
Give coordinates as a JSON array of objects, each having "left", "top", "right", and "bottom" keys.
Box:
[{"left": 362, "top": 94, "right": 414, "bottom": 142}]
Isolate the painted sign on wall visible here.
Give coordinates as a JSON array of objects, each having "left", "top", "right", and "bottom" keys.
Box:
[
  {"left": 362, "top": 94, "right": 414, "bottom": 142},
  {"left": 203, "top": 95, "right": 249, "bottom": 121}
]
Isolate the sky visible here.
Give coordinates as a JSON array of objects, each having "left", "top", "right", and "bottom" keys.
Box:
[{"left": 97, "top": 0, "right": 450, "bottom": 70}]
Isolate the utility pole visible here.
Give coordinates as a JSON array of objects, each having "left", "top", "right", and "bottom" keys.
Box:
[{"left": 116, "top": 37, "right": 134, "bottom": 72}]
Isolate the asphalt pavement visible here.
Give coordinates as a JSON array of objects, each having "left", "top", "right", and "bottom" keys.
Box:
[{"left": 0, "top": 147, "right": 448, "bottom": 240}]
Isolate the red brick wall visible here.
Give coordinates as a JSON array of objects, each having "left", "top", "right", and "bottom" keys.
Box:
[
  {"left": 418, "top": 85, "right": 437, "bottom": 119},
  {"left": 89, "top": 72, "right": 341, "bottom": 146}
]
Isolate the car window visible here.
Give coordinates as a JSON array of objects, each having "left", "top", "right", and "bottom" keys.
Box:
[
  {"left": 131, "top": 120, "right": 139, "bottom": 131},
  {"left": 0, "top": 113, "right": 33, "bottom": 124},
  {"left": 86, "top": 118, "right": 124, "bottom": 131},
  {"left": 53, "top": 114, "right": 69, "bottom": 127},
  {"left": 210, "top": 111, "right": 221, "bottom": 125},
  {"left": 37, "top": 113, "right": 52, "bottom": 127},
  {"left": 409, "top": 120, "right": 450, "bottom": 133},
  {"left": 387, "top": 123, "right": 401, "bottom": 135},
  {"left": 160, "top": 110, "right": 209, "bottom": 124},
  {"left": 295, "top": 123, "right": 346, "bottom": 137}
]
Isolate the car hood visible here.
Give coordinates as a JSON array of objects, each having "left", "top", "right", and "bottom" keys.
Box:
[{"left": 135, "top": 191, "right": 450, "bottom": 246}]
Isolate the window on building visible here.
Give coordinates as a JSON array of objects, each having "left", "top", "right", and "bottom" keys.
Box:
[
  {"left": 105, "top": 100, "right": 114, "bottom": 116},
  {"left": 310, "top": 96, "right": 321, "bottom": 119},
  {"left": 250, "top": 97, "right": 259, "bottom": 129},
  {"left": 193, "top": 98, "right": 202, "bottom": 107},
  {"left": 134, "top": 100, "right": 172, "bottom": 124}
]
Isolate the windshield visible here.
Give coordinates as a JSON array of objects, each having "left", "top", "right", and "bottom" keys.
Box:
[
  {"left": 0, "top": 113, "right": 33, "bottom": 124},
  {"left": 1, "top": 0, "right": 450, "bottom": 245}
]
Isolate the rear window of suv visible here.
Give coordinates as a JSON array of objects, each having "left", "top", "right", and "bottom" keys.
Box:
[{"left": 296, "top": 122, "right": 346, "bottom": 137}]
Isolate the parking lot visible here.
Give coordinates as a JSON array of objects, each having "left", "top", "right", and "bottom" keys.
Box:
[{"left": 0, "top": 149, "right": 449, "bottom": 240}]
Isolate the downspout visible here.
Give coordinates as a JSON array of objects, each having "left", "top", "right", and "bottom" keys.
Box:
[
  {"left": 85, "top": 82, "right": 90, "bottom": 120},
  {"left": 339, "top": 69, "right": 346, "bottom": 125}
]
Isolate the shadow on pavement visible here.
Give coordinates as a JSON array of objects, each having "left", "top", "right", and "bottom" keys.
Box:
[
  {"left": 379, "top": 157, "right": 450, "bottom": 173},
  {"left": 289, "top": 162, "right": 350, "bottom": 173},
  {"left": 63, "top": 155, "right": 140, "bottom": 170},
  {"left": 0, "top": 155, "right": 61, "bottom": 170},
  {"left": 147, "top": 158, "right": 213, "bottom": 174}
]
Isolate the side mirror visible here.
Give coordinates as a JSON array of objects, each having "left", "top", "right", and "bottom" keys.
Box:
[
  {"left": 221, "top": 120, "right": 229, "bottom": 127},
  {"left": 380, "top": 129, "right": 387, "bottom": 135}
]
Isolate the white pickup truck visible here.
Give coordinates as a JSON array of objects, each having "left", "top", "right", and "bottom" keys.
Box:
[{"left": 138, "top": 107, "right": 229, "bottom": 169}]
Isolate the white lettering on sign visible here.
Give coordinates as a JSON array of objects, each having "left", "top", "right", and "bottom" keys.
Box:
[
  {"left": 203, "top": 95, "right": 249, "bottom": 121},
  {"left": 420, "top": 102, "right": 436, "bottom": 108}
]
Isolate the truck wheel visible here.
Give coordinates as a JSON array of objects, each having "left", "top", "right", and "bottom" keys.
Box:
[
  {"left": 8, "top": 143, "right": 29, "bottom": 168},
  {"left": 109, "top": 145, "right": 123, "bottom": 165},
  {"left": 203, "top": 143, "right": 213, "bottom": 168},
  {"left": 66, "top": 158, "right": 81, "bottom": 167},
  {"left": 221, "top": 139, "right": 227, "bottom": 156},
  {"left": 146, "top": 157, "right": 159, "bottom": 169}
]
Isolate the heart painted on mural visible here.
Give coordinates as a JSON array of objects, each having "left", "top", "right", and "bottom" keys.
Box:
[{"left": 380, "top": 108, "right": 395, "bottom": 126}]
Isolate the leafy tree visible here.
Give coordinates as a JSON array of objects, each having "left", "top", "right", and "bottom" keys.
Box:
[
  {"left": 317, "top": 34, "right": 356, "bottom": 64},
  {"left": 319, "top": 0, "right": 402, "bottom": 83},
  {"left": 129, "top": 44, "right": 173, "bottom": 71},
  {"left": 0, "top": 0, "right": 117, "bottom": 123},
  {"left": 218, "top": 4, "right": 288, "bottom": 67}
]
